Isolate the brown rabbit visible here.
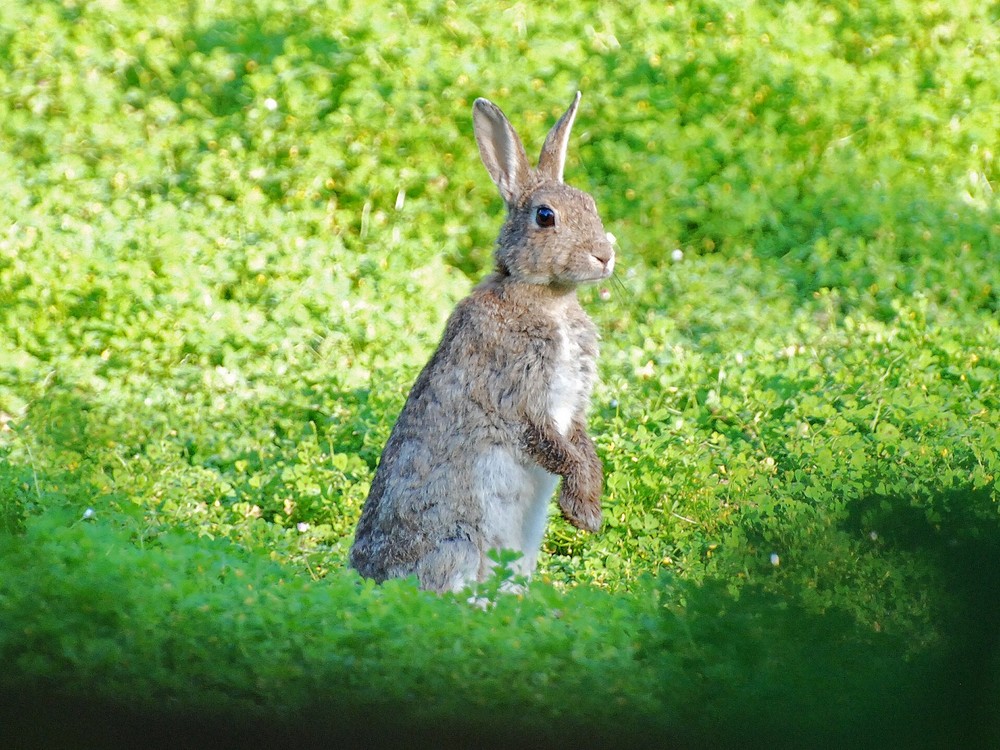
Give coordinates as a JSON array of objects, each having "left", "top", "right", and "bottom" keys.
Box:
[{"left": 350, "top": 92, "right": 615, "bottom": 593}]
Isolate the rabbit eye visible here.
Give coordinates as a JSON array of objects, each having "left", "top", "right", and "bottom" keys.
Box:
[{"left": 535, "top": 205, "right": 556, "bottom": 228}]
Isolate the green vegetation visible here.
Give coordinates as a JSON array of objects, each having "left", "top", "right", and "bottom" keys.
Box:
[{"left": 1, "top": 0, "right": 998, "bottom": 745}]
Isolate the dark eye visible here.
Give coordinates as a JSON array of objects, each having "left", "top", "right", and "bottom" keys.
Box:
[{"left": 535, "top": 205, "right": 556, "bottom": 228}]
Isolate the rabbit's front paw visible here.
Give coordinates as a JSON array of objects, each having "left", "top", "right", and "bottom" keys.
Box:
[
  {"left": 559, "top": 487, "right": 602, "bottom": 532},
  {"left": 559, "top": 462, "right": 602, "bottom": 532}
]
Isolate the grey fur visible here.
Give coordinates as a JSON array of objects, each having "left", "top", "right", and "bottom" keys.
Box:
[{"left": 350, "top": 92, "right": 615, "bottom": 593}]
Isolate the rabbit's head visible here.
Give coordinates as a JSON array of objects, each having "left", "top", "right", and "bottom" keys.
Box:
[{"left": 473, "top": 92, "right": 615, "bottom": 288}]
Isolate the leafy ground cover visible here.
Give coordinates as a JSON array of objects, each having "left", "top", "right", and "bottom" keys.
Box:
[{"left": 1, "top": 0, "right": 998, "bottom": 746}]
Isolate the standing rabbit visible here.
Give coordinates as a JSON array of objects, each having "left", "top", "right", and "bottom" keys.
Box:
[{"left": 350, "top": 92, "right": 615, "bottom": 593}]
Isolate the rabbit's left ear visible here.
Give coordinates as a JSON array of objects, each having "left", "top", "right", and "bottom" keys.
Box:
[
  {"left": 474, "top": 98, "right": 531, "bottom": 207},
  {"left": 536, "top": 91, "right": 581, "bottom": 183}
]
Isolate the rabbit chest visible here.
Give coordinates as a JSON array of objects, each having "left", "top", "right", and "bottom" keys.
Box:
[{"left": 547, "top": 318, "right": 596, "bottom": 436}]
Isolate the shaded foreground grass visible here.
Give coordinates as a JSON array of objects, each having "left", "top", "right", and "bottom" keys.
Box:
[{"left": 2, "top": 505, "right": 998, "bottom": 748}]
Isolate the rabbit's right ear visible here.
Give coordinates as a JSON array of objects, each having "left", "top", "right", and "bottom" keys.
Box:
[
  {"left": 537, "top": 91, "right": 581, "bottom": 183},
  {"left": 473, "top": 98, "right": 530, "bottom": 207}
]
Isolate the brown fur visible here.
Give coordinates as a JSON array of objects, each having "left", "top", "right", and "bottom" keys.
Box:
[{"left": 350, "top": 93, "right": 614, "bottom": 592}]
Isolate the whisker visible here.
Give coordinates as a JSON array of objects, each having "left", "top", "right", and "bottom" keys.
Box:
[{"left": 608, "top": 270, "right": 632, "bottom": 304}]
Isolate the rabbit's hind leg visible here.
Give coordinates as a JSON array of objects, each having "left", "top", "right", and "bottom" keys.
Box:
[{"left": 412, "top": 535, "right": 481, "bottom": 594}]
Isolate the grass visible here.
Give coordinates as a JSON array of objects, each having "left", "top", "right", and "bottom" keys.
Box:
[{"left": 1, "top": 0, "right": 998, "bottom": 746}]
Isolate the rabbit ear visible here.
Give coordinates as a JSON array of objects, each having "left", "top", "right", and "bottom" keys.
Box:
[
  {"left": 473, "top": 98, "right": 531, "bottom": 206},
  {"left": 536, "top": 91, "right": 581, "bottom": 183}
]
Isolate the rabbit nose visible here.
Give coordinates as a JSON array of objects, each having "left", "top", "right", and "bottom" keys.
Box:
[
  {"left": 591, "top": 247, "right": 614, "bottom": 277},
  {"left": 591, "top": 238, "right": 615, "bottom": 266}
]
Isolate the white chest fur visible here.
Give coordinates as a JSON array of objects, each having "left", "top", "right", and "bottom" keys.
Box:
[
  {"left": 472, "top": 310, "right": 596, "bottom": 581},
  {"left": 548, "top": 323, "right": 589, "bottom": 436}
]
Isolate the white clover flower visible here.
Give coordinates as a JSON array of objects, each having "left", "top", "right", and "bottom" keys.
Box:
[
  {"left": 264, "top": 97, "right": 278, "bottom": 111},
  {"left": 769, "top": 553, "right": 780, "bottom": 566},
  {"left": 671, "top": 248, "right": 684, "bottom": 262},
  {"left": 82, "top": 508, "right": 96, "bottom": 521},
  {"left": 297, "top": 522, "right": 310, "bottom": 533}
]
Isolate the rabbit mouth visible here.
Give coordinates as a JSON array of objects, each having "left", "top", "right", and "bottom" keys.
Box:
[
  {"left": 598, "top": 254, "right": 616, "bottom": 278},
  {"left": 585, "top": 251, "right": 615, "bottom": 281},
  {"left": 566, "top": 256, "right": 614, "bottom": 284}
]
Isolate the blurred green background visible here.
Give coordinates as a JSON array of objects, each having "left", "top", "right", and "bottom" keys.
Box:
[{"left": 1, "top": 0, "right": 998, "bottom": 746}]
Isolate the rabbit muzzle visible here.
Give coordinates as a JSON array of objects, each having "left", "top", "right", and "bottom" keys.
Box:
[
  {"left": 579, "top": 237, "right": 615, "bottom": 281},
  {"left": 592, "top": 244, "right": 615, "bottom": 279}
]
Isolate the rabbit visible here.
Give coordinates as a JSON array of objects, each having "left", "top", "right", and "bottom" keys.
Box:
[{"left": 349, "top": 91, "right": 615, "bottom": 593}]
